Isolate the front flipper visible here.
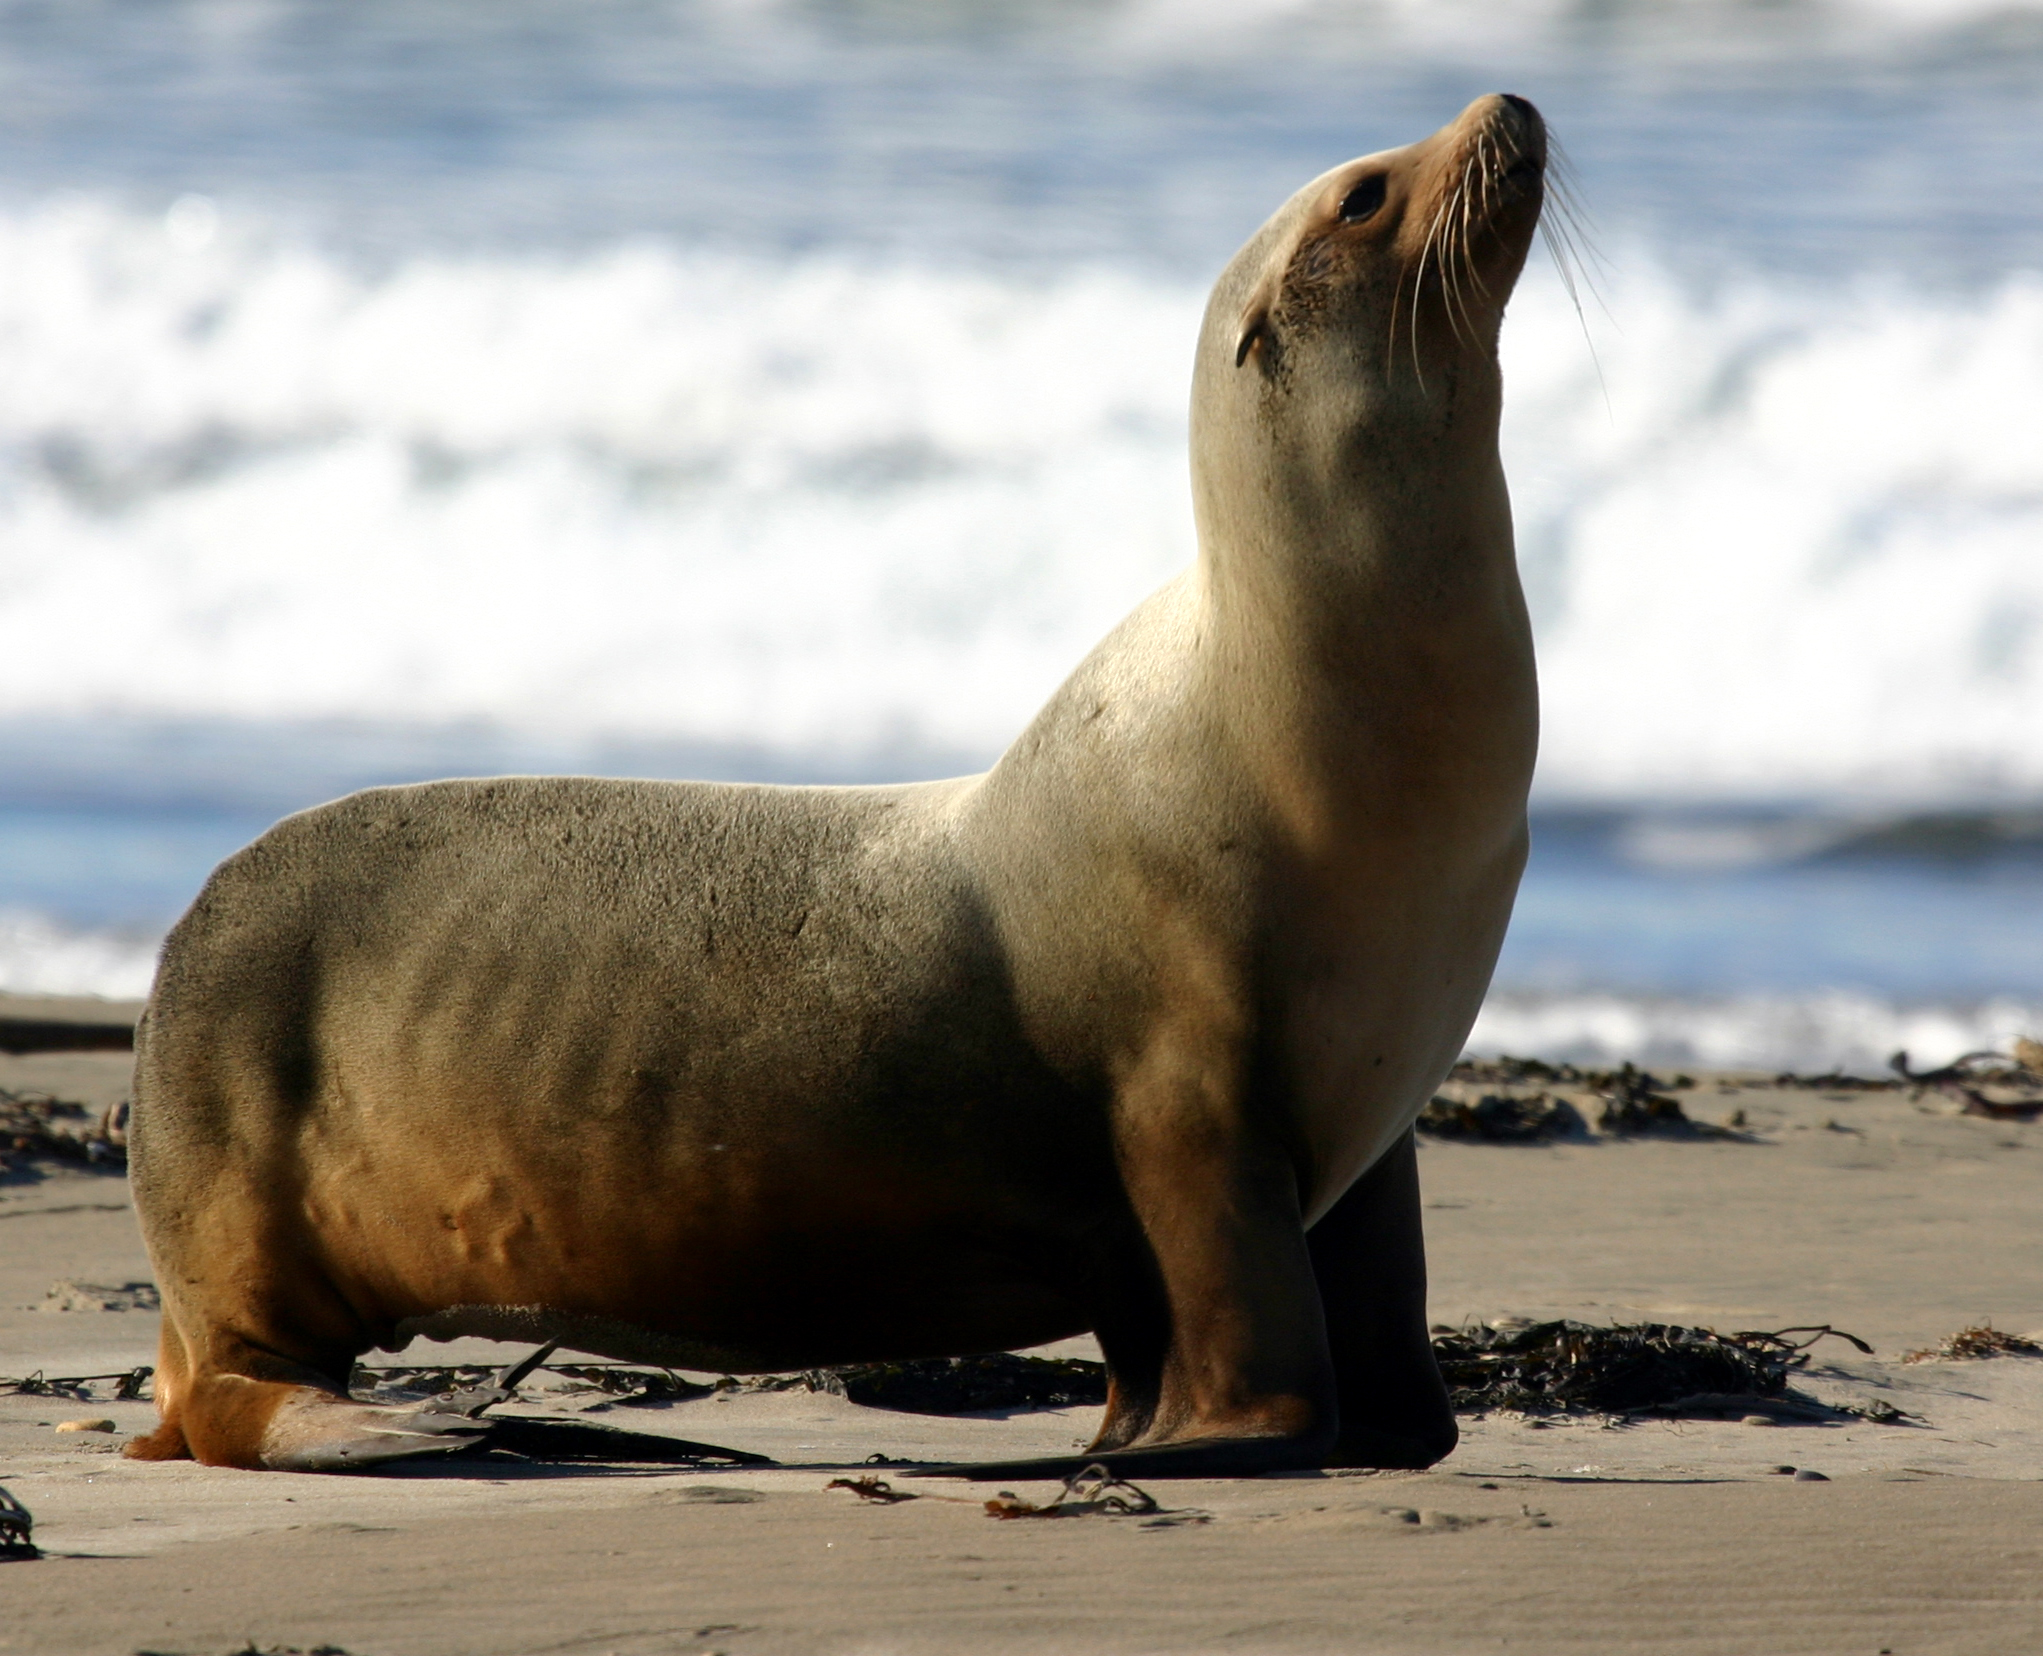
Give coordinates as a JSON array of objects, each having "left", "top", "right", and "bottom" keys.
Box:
[{"left": 939, "top": 1078, "right": 1342, "bottom": 1485}]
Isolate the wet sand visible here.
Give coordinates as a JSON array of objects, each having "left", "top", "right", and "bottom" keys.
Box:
[{"left": 2, "top": 1009, "right": 2039, "bottom": 1655}]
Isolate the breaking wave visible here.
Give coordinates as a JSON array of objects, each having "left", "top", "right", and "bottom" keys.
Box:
[
  {"left": 2, "top": 197, "right": 2041, "bottom": 800},
  {"left": 0, "top": 912, "right": 157, "bottom": 1002},
  {"left": 1468, "top": 989, "right": 2043, "bottom": 1074}
]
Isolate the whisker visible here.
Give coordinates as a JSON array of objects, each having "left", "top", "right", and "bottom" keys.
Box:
[
  {"left": 1420, "top": 186, "right": 1458, "bottom": 368},
  {"left": 1463, "top": 137, "right": 1496, "bottom": 300},
  {"left": 1534, "top": 163, "right": 1611, "bottom": 416},
  {"left": 1384, "top": 259, "right": 1406, "bottom": 382},
  {"left": 1406, "top": 186, "right": 1456, "bottom": 389},
  {"left": 1440, "top": 158, "right": 1478, "bottom": 346},
  {"left": 1544, "top": 135, "right": 1613, "bottom": 300},
  {"left": 1410, "top": 195, "right": 1445, "bottom": 385},
  {"left": 1479, "top": 134, "right": 1503, "bottom": 292}
]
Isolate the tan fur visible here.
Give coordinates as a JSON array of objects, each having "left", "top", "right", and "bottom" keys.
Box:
[{"left": 128, "top": 95, "right": 1546, "bottom": 1477}]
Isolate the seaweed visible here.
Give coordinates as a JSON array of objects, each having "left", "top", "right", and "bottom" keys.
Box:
[
  {"left": 801, "top": 1353, "right": 1107, "bottom": 1413},
  {"left": 545, "top": 1362, "right": 717, "bottom": 1404},
  {"left": 1901, "top": 1324, "right": 2043, "bottom": 1363},
  {"left": 353, "top": 1358, "right": 716, "bottom": 1407},
  {"left": 0, "top": 1366, "right": 153, "bottom": 1401},
  {"left": 1416, "top": 1092, "right": 1584, "bottom": 1142},
  {"left": 1594, "top": 1064, "right": 1738, "bottom": 1136},
  {"left": 984, "top": 1464, "right": 1159, "bottom": 1520},
  {"left": 355, "top": 1324, "right": 1893, "bottom": 1426},
  {"left": 0, "top": 1485, "right": 36, "bottom": 1562},
  {"left": 1, "top": 1085, "right": 127, "bottom": 1170},
  {"left": 1450, "top": 1056, "right": 1695, "bottom": 1092},
  {"left": 1891, "top": 1048, "right": 2043, "bottom": 1121},
  {"left": 1450, "top": 1055, "right": 1590, "bottom": 1086},
  {"left": 826, "top": 1475, "right": 919, "bottom": 1503},
  {"left": 136, "top": 1646, "right": 353, "bottom": 1656},
  {"left": 1429, "top": 1320, "right": 1871, "bottom": 1416},
  {"left": 1425, "top": 1061, "right": 1750, "bottom": 1141}
]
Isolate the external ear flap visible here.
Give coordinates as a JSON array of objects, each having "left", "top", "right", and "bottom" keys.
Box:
[
  {"left": 1234, "top": 267, "right": 1283, "bottom": 368},
  {"left": 1234, "top": 308, "right": 1271, "bottom": 368}
]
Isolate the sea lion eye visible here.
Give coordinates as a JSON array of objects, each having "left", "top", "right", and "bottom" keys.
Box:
[{"left": 1339, "top": 175, "right": 1386, "bottom": 223}]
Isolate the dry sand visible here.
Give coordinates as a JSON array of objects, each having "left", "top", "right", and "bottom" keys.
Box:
[{"left": 3, "top": 1000, "right": 2040, "bottom": 1655}]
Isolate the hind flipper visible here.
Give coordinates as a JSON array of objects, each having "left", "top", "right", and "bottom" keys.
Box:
[
  {"left": 165, "top": 1368, "right": 490, "bottom": 1472},
  {"left": 258, "top": 1394, "right": 493, "bottom": 1471}
]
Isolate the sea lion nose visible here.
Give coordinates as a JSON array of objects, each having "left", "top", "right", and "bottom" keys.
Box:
[{"left": 1484, "top": 93, "right": 1547, "bottom": 166}]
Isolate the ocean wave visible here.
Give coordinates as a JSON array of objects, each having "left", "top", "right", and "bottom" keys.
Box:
[{"left": 2, "top": 199, "right": 2041, "bottom": 800}]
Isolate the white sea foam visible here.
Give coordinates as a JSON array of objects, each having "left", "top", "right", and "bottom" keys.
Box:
[
  {"left": 1510, "top": 264, "right": 2043, "bottom": 802},
  {"left": 0, "top": 199, "right": 1196, "bottom": 760},
  {"left": 1469, "top": 989, "right": 2043, "bottom": 1074},
  {"left": 1, "top": 198, "right": 2041, "bottom": 799},
  {"left": 0, "top": 912, "right": 157, "bottom": 1001}
]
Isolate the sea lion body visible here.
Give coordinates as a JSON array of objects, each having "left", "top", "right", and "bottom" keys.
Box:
[{"left": 128, "top": 94, "right": 1545, "bottom": 1475}]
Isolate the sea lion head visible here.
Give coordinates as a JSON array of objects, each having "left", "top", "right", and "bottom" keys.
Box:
[{"left": 1191, "top": 94, "right": 1547, "bottom": 544}]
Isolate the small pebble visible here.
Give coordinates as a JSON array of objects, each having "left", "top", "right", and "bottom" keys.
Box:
[
  {"left": 56, "top": 1419, "right": 116, "bottom": 1434},
  {"left": 1792, "top": 1468, "right": 1830, "bottom": 1482},
  {"left": 1771, "top": 1464, "right": 1797, "bottom": 1475},
  {"left": 1741, "top": 1414, "right": 1775, "bottom": 1427}
]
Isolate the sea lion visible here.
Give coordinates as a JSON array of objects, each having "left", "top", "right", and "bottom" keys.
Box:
[{"left": 126, "top": 92, "right": 1544, "bottom": 1476}]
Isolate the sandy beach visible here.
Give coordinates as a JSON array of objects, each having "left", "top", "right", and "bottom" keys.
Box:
[{"left": 3, "top": 995, "right": 2040, "bottom": 1655}]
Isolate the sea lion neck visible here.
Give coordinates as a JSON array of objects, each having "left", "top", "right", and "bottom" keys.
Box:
[{"left": 1186, "top": 94, "right": 1543, "bottom": 672}]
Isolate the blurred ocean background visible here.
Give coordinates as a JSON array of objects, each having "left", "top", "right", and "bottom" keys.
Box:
[{"left": 3, "top": 0, "right": 2042, "bottom": 1069}]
